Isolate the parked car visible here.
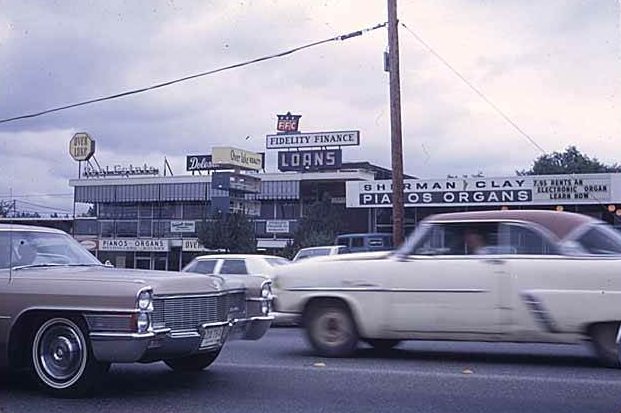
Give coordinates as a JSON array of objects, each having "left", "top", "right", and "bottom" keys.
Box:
[
  {"left": 292, "top": 246, "right": 349, "bottom": 262},
  {"left": 335, "top": 233, "right": 393, "bottom": 252},
  {"left": 273, "top": 210, "right": 621, "bottom": 365},
  {"left": 0, "top": 225, "right": 273, "bottom": 396},
  {"left": 182, "top": 254, "right": 292, "bottom": 324}
]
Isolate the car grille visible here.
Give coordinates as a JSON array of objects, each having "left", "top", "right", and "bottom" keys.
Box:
[{"left": 152, "top": 292, "right": 246, "bottom": 332}]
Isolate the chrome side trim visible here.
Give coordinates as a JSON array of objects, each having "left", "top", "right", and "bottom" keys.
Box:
[
  {"left": 154, "top": 288, "right": 246, "bottom": 300},
  {"left": 169, "top": 331, "right": 201, "bottom": 339},
  {"left": 521, "top": 292, "right": 558, "bottom": 333},
  {"left": 0, "top": 316, "right": 11, "bottom": 320},
  {"left": 201, "top": 321, "right": 231, "bottom": 329},
  {"left": 90, "top": 331, "right": 155, "bottom": 340},
  {"left": 285, "top": 287, "right": 487, "bottom": 293}
]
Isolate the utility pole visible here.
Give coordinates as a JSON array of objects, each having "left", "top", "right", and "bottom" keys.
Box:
[{"left": 387, "top": 0, "right": 405, "bottom": 246}]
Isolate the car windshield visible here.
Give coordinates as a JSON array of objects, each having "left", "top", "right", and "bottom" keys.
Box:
[{"left": 0, "top": 230, "right": 102, "bottom": 269}]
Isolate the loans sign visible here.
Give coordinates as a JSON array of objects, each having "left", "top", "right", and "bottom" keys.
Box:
[
  {"left": 265, "top": 131, "right": 360, "bottom": 149},
  {"left": 278, "top": 149, "right": 342, "bottom": 172},
  {"left": 346, "top": 174, "right": 618, "bottom": 208}
]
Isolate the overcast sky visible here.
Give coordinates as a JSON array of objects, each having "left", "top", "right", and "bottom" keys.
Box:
[{"left": 0, "top": 0, "right": 619, "bottom": 215}]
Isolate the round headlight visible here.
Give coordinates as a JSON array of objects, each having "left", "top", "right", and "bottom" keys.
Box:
[
  {"left": 138, "top": 290, "right": 153, "bottom": 311},
  {"left": 136, "top": 312, "right": 150, "bottom": 333},
  {"left": 261, "top": 301, "right": 270, "bottom": 316},
  {"left": 261, "top": 283, "right": 272, "bottom": 299}
]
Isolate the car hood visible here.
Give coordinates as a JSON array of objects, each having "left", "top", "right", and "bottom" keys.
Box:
[{"left": 13, "top": 265, "right": 242, "bottom": 295}]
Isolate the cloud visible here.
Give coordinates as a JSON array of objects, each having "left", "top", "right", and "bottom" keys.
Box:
[{"left": 0, "top": 0, "right": 619, "bottom": 214}]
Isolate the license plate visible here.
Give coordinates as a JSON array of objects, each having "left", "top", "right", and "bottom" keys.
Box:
[{"left": 200, "top": 327, "right": 223, "bottom": 348}]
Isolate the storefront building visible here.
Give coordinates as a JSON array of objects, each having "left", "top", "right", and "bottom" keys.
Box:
[{"left": 69, "top": 162, "right": 391, "bottom": 270}]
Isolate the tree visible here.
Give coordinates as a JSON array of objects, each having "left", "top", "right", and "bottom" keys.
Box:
[
  {"left": 198, "top": 212, "right": 257, "bottom": 253},
  {"left": 291, "top": 194, "right": 343, "bottom": 251},
  {"left": 517, "top": 146, "right": 621, "bottom": 175},
  {"left": 0, "top": 201, "right": 12, "bottom": 217}
]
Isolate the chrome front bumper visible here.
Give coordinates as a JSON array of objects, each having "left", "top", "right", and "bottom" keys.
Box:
[{"left": 90, "top": 316, "right": 273, "bottom": 363}]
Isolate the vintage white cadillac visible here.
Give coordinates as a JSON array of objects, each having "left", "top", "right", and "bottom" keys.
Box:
[{"left": 273, "top": 210, "right": 621, "bottom": 365}]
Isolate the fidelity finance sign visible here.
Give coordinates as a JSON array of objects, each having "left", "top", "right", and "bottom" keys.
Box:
[
  {"left": 266, "top": 131, "right": 359, "bottom": 149},
  {"left": 346, "top": 174, "right": 617, "bottom": 208}
]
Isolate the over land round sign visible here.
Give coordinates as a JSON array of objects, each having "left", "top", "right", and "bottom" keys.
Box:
[{"left": 69, "top": 132, "right": 95, "bottom": 161}]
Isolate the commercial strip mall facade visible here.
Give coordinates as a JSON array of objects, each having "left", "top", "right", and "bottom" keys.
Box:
[{"left": 4, "top": 117, "right": 621, "bottom": 271}]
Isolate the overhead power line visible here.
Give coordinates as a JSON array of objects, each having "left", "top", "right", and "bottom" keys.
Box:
[
  {"left": 0, "top": 22, "right": 387, "bottom": 125},
  {"left": 400, "top": 22, "right": 547, "bottom": 155}
]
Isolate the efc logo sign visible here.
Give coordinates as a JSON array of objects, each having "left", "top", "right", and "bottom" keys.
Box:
[{"left": 276, "top": 112, "right": 302, "bottom": 132}]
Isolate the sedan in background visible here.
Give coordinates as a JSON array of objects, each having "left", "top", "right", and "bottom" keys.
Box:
[
  {"left": 182, "top": 254, "right": 288, "bottom": 323},
  {"left": 273, "top": 210, "right": 621, "bottom": 366},
  {"left": 292, "top": 246, "right": 349, "bottom": 262}
]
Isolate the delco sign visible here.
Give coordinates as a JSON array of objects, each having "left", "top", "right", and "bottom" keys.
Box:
[
  {"left": 186, "top": 155, "right": 214, "bottom": 171},
  {"left": 276, "top": 112, "right": 302, "bottom": 132},
  {"left": 278, "top": 149, "right": 342, "bottom": 172}
]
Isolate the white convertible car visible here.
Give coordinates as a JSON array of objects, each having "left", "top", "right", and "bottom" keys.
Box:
[{"left": 272, "top": 210, "right": 621, "bottom": 365}]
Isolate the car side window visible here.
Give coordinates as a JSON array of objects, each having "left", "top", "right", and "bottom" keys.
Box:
[
  {"left": 576, "top": 225, "right": 621, "bottom": 255},
  {"left": 498, "top": 224, "right": 555, "bottom": 255},
  {"left": 192, "top": 260, "right": 218, "bottom": 274},
  {"left": 411, "top": 223, "right": 499, "bottom": 256},
  {"left": 351, "top": 237, "right": 364, "bottom": 248},
  {"left": 220, "top": 259, "right": 248, "bottom": 275},
  {"left": 0, "top": 232, "right": 11, "bottom": 269}
]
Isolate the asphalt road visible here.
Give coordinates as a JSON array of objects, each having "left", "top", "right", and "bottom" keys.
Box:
[{"left": 2, "top": 328, "right": 621, "bottom": 413}]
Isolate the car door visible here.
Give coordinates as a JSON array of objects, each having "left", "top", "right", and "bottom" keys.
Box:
[
  {"left": 502, "top": 223, "right": 621, "bottom": 339},
  {"left": 386, "top": 222, "right": 507, "bottom": 335}
]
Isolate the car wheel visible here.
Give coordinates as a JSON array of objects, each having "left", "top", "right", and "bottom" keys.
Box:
[
  {"left": 305, "top": 301, "right": 358, "bottom": 357},
  {"left": 589, "top": 322, "right": 621, "bottom": 368},
  {"left": 30, "top": 316, "right": 108, "bottom": 397},
  {"left": 364, "top": 339, "right": 401, "bottom": 352},
  {"left": 164, "top": 350, "right": 221, "bottom": 372}
]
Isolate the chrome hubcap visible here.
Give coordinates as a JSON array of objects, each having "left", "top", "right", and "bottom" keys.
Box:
[
  {"left": 315, "top": 310, "right": 352, "bottom": 346},
  {"left": 33, "top": 319, "right": 87, "bottom": 389}
]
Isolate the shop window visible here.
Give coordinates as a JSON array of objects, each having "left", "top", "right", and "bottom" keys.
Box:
[
  {"left": 139, "top": 203, "right": 153, "bottom": 218},
  {"left": 116, "top": 221, "right": 138, "bottom": 238},
  {"left": 100, "top": 221, "right": 115, "bottom": 238},
  {"left": 138, "top": 220, "right": 152, "bottom": 237},
  {"left": 260, "top": 201, "right": 275, "bottom": 219},
  {"left": 183, "top": 203, "right": 206, "bottom": 220},
  {"left": 98, "top": 204, "right": 114, "bottom": 219},
  {"left": 156, "top": 203, "right": 182, "bottom": 219},
  {"left": 276, "top": 202, "right": 300, "bottom": 219},
  {"left": 119, "top": 204, "right": 138, "bottom": 219},
  {"left": 74, "top": 219, "right": 98, "bottom": 236}
]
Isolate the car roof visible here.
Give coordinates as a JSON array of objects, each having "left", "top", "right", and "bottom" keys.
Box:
[
  {"left": 425, "top": 210, "right": 596, "bottom": 240},
  {"left": 336, "top": 233, "right": 390, "bottom": 238},
  {"left": 297, "top": 246, "right": 340, "bottom": 251},
  {"left": 193, "top": 254, "right": 285, "bottom": 260},
  {"left": 0, "top": 224, "right": 65, "bottom": 234}
]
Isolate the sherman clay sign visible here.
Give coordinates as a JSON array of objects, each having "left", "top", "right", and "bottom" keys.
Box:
[{"left": 346, "top": 174, "right": 618, "bottom": 208}]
